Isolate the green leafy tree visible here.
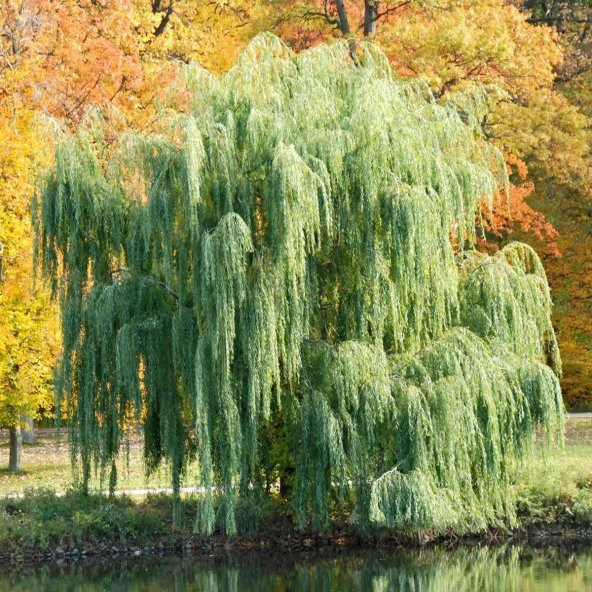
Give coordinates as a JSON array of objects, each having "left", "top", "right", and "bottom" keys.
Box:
[{"left": 34, "top": 35, "right": 563, "bottom": 533}]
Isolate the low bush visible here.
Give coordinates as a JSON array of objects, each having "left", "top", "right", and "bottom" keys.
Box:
[
  {"left": 0, "top": 488, "right": 170, "bottom": 549},
  {"left": 0, "top": 488, "right": 279, "bottom": 551}
]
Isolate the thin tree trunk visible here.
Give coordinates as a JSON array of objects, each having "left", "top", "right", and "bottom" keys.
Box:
[
  {"left": 0, "top": 240, "right": 4, "bottom": 282},
  {"left": 364, "top": 1, "right": 379, "bottom": 36},
  {"left": 334, "top": 0, "right": 351, "bottom": 35},
  {"left": 153, "top": 1, "right": 173, "bottom": 37},
  {"left": 8, "top": 426, "right": 23, "bottom": 473}
]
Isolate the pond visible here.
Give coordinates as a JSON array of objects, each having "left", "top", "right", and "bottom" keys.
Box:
[{"left": 1, "top": 545, "right": 590, "bottom": 591}]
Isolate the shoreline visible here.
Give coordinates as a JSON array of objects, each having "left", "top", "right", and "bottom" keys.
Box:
[{"left": 2, "top": 518, "right": 592, "bottom": 568}]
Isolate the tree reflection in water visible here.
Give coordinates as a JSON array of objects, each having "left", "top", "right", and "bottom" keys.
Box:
[{"left": 1, "top": 545, "right": 591, "bottom": 592}]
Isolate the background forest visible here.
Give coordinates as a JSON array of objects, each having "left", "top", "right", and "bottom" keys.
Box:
[{"left": 0, "top": 0, "right": 591, "bottom": 458}]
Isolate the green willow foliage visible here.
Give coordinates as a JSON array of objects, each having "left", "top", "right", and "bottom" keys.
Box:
[{"left": 34, "top": 34, "right": 563, "bottom": 534}]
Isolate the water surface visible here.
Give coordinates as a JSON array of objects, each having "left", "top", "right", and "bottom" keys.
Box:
[{"left": 1, "top": 545, "right": 590, "bottom": 591}]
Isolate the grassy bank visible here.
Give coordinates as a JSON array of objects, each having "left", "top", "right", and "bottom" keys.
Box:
[
  {"left": 514, "top": 418, "right": 592, "bottom": 527},
  {"left": 0, "top": 419, "right": 591, "bottom": 561}
]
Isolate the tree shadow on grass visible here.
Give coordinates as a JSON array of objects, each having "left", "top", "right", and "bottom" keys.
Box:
[
  {"left": 0, "top": 441, "right": 45, "bottom": 449},
  {"left": 0, "top": 468, "right": 33, "bottom": 477}
]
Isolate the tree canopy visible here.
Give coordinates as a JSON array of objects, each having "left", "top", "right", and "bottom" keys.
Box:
[{"left": 35, "top": 34, "right": 563, "bottom": 533}]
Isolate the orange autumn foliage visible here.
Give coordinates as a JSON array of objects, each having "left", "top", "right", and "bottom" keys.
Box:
[
  {"left": 481, "top": 155, "right": 561, "bottom": 258},
  {"left": 17, "top": 0, "right": 178, "bottom": 127}
]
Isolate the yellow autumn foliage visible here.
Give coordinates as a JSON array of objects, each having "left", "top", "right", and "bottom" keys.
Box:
[{"left": 0, "top": 108, "right": 59, "bottom": 427}]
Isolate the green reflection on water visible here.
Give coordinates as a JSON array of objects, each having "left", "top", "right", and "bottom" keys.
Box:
[{"left": 2, "top": 546, "right": 591, "bottom": 591}]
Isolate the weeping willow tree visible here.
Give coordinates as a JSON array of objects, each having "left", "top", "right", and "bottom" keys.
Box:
[{"left": 34, "top": 34, "right": 563, "bottom": 534}]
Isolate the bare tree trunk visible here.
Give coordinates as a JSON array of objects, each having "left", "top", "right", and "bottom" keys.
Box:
[
  {"left": 8, "top": 426, "right": 23, "bottom": 473},
  {"left": 334, "top": 0, "right": 352, "bottom": 35},
  {"left": 364, "top": 1, "right": 379, "bottom": 36},
  {"left": 21, "top": 416, "right": 36, "bottom": 444}
]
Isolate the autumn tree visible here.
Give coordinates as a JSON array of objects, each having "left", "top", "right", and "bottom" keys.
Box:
[
  {"left": 521, "top": 0, "right": 592, "bottom": 89},
  {"left": 0, "top": 1, "right": 59, "bottom": 471},
  {"left": 36, "top": 36, "right": 563, "bottom": 532},
  {"left": 515, "top": 0, "right": 592, "bottom": 408},
  {"left": 132, "top": 0, "right": 273, "bottom": 72}
]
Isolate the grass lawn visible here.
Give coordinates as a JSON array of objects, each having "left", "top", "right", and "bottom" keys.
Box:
[
  {"left": 0, "top": 430, "right": 177, "bottom": 497},
  {"left": 513, "top": 417, "right": 592, "bottom": 525},
  {"left": 1, "top": 419, "right": 591, "bottom": 527}
]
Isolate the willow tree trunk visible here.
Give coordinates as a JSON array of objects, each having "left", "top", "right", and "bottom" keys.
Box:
[{"left": 8, "top": 426, "right": 22, "bottom": 473}]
